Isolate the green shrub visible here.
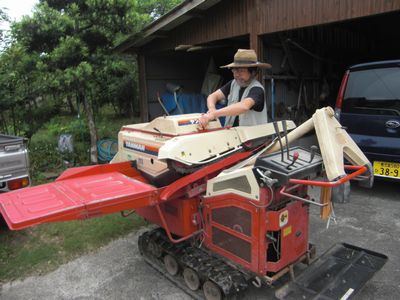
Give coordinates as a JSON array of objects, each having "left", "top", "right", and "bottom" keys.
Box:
[{"left": 28, "top": 112, "right": 138, "bottom": 184}]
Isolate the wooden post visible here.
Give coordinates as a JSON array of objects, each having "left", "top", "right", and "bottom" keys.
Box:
[
  {"left": 248, "top": 0, "right": 261, "bottom": 50},
  {"left": 138, "top": 53, "right": 149, "bottom": 122},
  {"left": 248, "top": 0, "right": 264, "bottom": 83},
  {"left": 320, "top": 186, "right": 332, "bottom": 220}
]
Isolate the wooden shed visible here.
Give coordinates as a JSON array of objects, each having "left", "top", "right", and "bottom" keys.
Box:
[{"left": 118, "top": 0, "right": 400, "bottom": 122}]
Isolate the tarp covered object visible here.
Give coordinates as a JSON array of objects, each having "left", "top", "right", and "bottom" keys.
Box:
[{"left": 161, "top": 93, "right": 207, "bottom": 114}]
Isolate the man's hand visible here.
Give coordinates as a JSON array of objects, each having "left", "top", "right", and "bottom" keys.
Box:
[{"left": 198, "top": 111, "right": 216, "bottom": 129}]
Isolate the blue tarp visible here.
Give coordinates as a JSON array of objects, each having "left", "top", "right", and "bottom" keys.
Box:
[
  {"left": 161, "top": 93, "right": 207, "bottom": 114},
  {"left": 161, "top": 93, "right": 226, "bottom": 124}
]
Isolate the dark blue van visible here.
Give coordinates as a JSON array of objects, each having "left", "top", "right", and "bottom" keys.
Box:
[{"left": 335, "top": 60, "right": 400, "bottom": 180}]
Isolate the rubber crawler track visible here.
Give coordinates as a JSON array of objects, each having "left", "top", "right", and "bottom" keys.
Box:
[{"left": 138, "top": 228, "right": 249, "bottom": 299}]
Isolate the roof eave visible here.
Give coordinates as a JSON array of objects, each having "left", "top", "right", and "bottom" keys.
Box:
[{"left": 118, "top": 0, "right": 221, "bottom": 53}]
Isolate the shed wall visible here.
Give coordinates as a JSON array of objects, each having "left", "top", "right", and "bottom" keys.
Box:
[
  {"left": 143, "top": 0, "right": 248, "bottom": 53},
  {"left": 137, "top": 0, "right": 400, "bottom": 121},
  {"left": 258, "top": 0, "right": 400, "bottom": 34},
  {"left": 142, "top": 0, "right": 400, "bottom": 53}
]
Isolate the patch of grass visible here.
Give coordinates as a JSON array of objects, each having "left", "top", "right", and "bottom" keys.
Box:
[{"left": 0, "top": 213, "right": 146, "bottom": 282}]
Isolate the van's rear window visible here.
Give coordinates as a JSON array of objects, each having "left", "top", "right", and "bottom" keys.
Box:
[{"left": 343, "top": 67, "right": 400, "bottom": 116}]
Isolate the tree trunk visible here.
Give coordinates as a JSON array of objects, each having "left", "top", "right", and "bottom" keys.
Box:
[
  {"left": 111, "top": 102, "right": 118, "bottom": 115},
  {"left": 81, "top": 92, "right": 98, "bottom": 164},
  {"left": 0, "top": 111, "right": 8, "bottom": 134},
  {"left": 11, "top": 106, "right": 17, "bottom": 135},
  {"left": 33, "top": 97, "right": 38, "bottom": 109},
  {"left": 67, "top": 94, "right": 76, "bottom": 115}
]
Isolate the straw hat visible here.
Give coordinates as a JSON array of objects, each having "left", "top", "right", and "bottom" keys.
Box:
[{"left": 220, "top": 49, "right": 271, "bottom": 69}]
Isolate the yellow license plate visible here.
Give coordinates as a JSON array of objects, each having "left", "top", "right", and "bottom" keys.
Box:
[{"left": 373, "top": 161, "right": 400, "bottom": 178}]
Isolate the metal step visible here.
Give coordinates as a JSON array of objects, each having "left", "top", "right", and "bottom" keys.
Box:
[{"left": 276, "top": 243, "right": 388, "bottom": 300}]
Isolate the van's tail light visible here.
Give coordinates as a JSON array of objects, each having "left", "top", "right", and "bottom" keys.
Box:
[
  {"left": 8, "top": 177, "right": 30, "bottom": 190},
  {"left": 335, "top": 70, "right": 350, "bottom": 120}
]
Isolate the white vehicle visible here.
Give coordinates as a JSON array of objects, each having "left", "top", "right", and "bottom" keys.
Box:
[{"left": 0, "top": 134, "right": 30, "bottom": 192}]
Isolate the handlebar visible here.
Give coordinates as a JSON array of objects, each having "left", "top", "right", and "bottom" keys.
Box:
[{"left": 288, "top": 165, "right": 368, "bottom": 188}]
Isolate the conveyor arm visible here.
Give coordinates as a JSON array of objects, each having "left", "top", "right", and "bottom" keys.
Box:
[{"left": 267, "top": 107, "right": 373, "bottom": 186}]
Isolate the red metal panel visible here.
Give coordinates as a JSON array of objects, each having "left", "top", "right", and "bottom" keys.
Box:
[
  {"left": 56, "top": 161, "right": 146, "bottom": 182},
  {"left": 136, "top": 197, "right": 200, "bottom": 237},
  {"left": 257, "top": 188, "right": 270, "bottom": 275},
  {"left": 0, "top": 172, "right": 158, "bottom": 230},
  {"left": 266, "top": 201, "right": 309, "bottom": 272},
  {"left": 202, "top": 194, "right": 260, "bottom": 273}
]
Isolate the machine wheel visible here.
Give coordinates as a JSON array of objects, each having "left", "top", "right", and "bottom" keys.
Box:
[
  {"left": 183, "top": 268, "right": 201, "bottom": 291},
  {"left": 164, "top": 254, "right": 179, "bottom": 276},
  {"left": 147, "top": 240, "right": 163, "bottom": 258},
  {"left": 203, "top": 280, "right": 223, "bottom": 300}
]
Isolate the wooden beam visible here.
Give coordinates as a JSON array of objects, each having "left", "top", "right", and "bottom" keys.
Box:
[
  {"left": 248, "top": 0, "right": 258, "bottom": 50},
  {"left": 320, "top": 187, "right": 332, "bottom": 220},
  {"left": 152, "top": 33, "right": 168, "bottom": 39},
  {"left": 248, "top": 0, "right": 264, "bottom": 82},
  {"left": 186, "top": 11, "right": 204, "bottom": 19},
  {"left": 264, "top": 75, "right": 319, "bottom": 81},
  {"left": 138, "top": 54, "right": 149, "bottom": 122}
]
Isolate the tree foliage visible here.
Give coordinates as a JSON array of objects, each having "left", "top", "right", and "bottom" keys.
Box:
[
  {"left": 0, "top": 0, "right": 183, "bottom": 163},
  {"left": 0, "top": 7, "right": 10, "bottom": 45},
  {"left": 137, "top": 0, "right": 184, "bottom": 20}
]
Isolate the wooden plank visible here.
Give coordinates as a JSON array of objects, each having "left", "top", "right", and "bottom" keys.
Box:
[
  {"left": 138, "top": 54, "right": 149, "bottom": 122},
  {"left": 320, "top": 186, "right": 332, "bottom": 220},
  {"left": 248, "top": 0, "right": 258, "bottom": 49},
  {"left": 256, "top": 0, "right": 400, "bottom": 34}
]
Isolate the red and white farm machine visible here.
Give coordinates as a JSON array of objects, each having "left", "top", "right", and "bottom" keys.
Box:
[{"left": 0, "top": 107, "right": 387, "bottom": 300}]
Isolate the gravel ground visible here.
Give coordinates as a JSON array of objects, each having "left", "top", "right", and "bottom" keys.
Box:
[{"left": 1, "top": 179, "right": 399, "bottom": 300}]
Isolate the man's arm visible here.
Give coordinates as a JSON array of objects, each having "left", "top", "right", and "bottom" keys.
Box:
[
  {"left": 206, "top": 89, "right": 225, "bottom": 112},
  {"left": 207, "top": 80, "right": 232, "bottom": 112},
  {"left": 212, "top": 98, "right": 255, "bottom": 118},
  {"left": 199, "top": 97, "right": 255, "bottom": 128}
]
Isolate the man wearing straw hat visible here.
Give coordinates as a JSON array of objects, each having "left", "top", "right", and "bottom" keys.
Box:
[{"left": 199, "top": 49, "right": 271, "bottom": 128}]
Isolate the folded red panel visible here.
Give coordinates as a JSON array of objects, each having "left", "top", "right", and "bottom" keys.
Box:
[{"left": 0, "top": 172, "right": 158, "bottom": 230}]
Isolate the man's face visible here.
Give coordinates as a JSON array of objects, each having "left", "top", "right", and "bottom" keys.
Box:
[{"left": 231, "top": 68, "right": 252, "bottom": 87}]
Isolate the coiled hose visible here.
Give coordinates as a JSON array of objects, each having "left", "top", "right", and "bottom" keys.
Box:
[{"left": 97, "top": 138, "right": 118, "bottom": 162}]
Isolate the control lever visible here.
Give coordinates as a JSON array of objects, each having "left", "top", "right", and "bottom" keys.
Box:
[
  {"left": 256, "top": 168, "right": 278, "bottom": 187},
  {"left": 286, "top": 151, "right": 299, "bottom": 169},
  {"left": 309, "top": 145, "right": 319, "bottom": 163},
  {"left": 282, "top": 120, "right": 290, "bottom": 160},
  {"left": 273, "top": 121, "right": 284, "bottom": 162}
]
